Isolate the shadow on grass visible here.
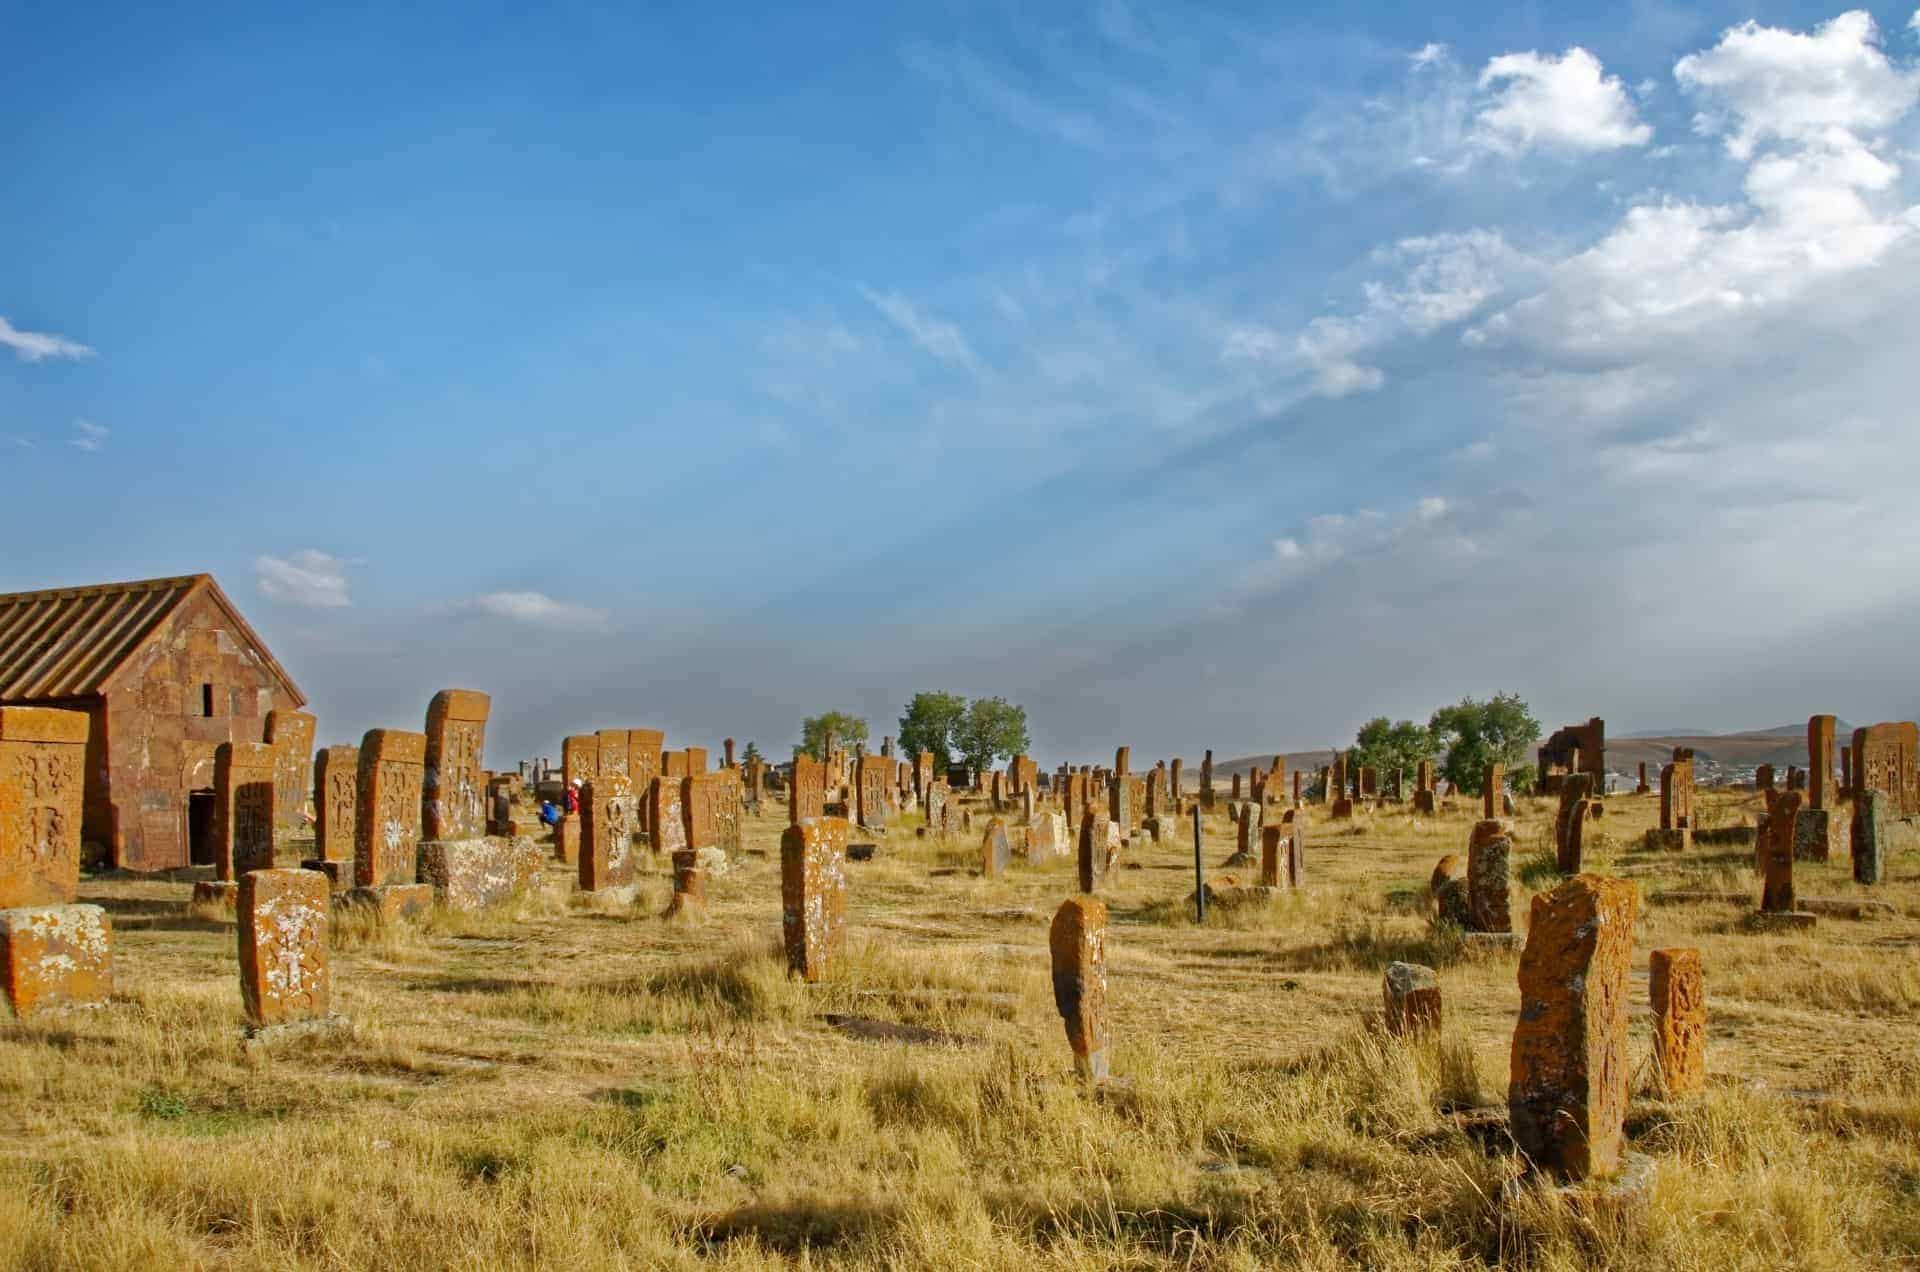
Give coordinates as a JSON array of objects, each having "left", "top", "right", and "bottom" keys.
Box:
[{"left": 692, "top": 1199, "right": 906, "bottom": 1255}]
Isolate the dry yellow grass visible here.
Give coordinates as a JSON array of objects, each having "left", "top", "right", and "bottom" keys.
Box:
[{"left": 4, "top": 785, "right": 1919, "bottom": 1269}]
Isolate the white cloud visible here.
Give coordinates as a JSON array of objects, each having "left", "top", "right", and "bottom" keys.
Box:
[
  {"left": 1417, "top": 496, "right": 1450, "bottom": 521},
  {"left": 858, "top": 285, "right": 985, "bottom": 374},
  {"left": 1410, "top": 43, "right": 1449, "bottom": 69},
  {"left": 1674, "top": 11, "right": 1919, "bottom": 160},
  {"left": 0, "top": 315, "right": 93, "bottom": 363},
  {"left": 1467, "top": 11, "right": 1919, "bottom": 362},
  {"left": 1474, "top": 47, "right": 1653, "bottom": 154},
  {"left": 457, "top": 591, "right": 609, "bottom": 631},
  {"left": 69, "top": 420, "right": 108, "bottom": 452},
  {"left": 256, "top": 551, "right": 352, "bottom": 609}
]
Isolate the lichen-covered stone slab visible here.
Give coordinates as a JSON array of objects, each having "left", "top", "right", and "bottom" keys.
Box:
[
  {"left": 581, "top": 775, "right": 636, "bottom": 893},
  {"left": 422, "top": 689, "right": 490, "bottom": 841},
  {"left": 781, "top": 817, "right": 847, "bottom": 982},
  {"left": 418, "top": 839, "right": 521, "bottom": 912},
  {"left": 264, "top": 709, "right": 317, "bottom": 833},
  {"left": 1076, "top": 814, "right": 1120, "bottom": 894},
  {"left": 1468, "top": 819, "right": 1512, "bottom": 934},
  {"left": 981, "top": 818, "right": 1011, "bottom": 877},
  {"left": 1761, "top": 791, "right": 1801, "bottom": 913},
  {"left": 790, "top": 755, "right": 825, "bottom": 825},
  {"left": 339, "top": 883, "right": 431, "bottom": 925},
  {"left": 1050, "top": 896, "right": 1109, "bottom": 1082},
  {"left": 554, "top": 812, "right": 581, "bottom": 865},
  {"left": 1026, "top": 811, "right": 1067, "bottom": 863},
  {"left": 664, "top": 848, "right": 706, "bottom": 921},
  {"left": 312, "top": 745, "right": 358, "bottom": 864},
  {"left": 0, "top": 903, "right": 112, "bottom": 1016},
  {"left": 238, "top": 868, "right": 329, "bottom": 1027},
  {"left": 1853, "top": 789, "right": 1887, "bottom": 885},
  {"left": 0, "top": 705, "right": 89, "bottom": 908},
  {"left": 1510, "top": 873, "right": 1638, "bottom": 1181},
  {"left": 355, "top": 729, "right": 426, "bottom": 888},
  {"left": 1430, "top": 854, "right": 1471, "bottom": 928},
  {"left": 214, "top": 741, "right": 278, "bottom": 881},
  {"left": 1383, "top": 961, "right": 1440, "bottom": 1038},
  {"left": 1649, "top": 947, "right": 1705, "bottom": 1097}
]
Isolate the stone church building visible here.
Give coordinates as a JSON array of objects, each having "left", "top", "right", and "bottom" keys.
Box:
[{"left": 0, "top": 574, "right": 306, "bottom": 870}]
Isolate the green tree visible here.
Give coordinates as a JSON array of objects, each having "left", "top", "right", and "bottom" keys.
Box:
[
  {"left": 954, "top": 696, "right": 1030, "bottom": 778},
  {"left": 1428, "top": 692, "right": 1540, "bottom": 793},
  {"left": 896, "top": 691, "right": 969, "bottom": 766},
  {"left": 1349, "top": 717, "right": 1436, "bottom": 782},
  {"left": 797, "top": 711, "right": 869, "bottom": 760},
  {"left": 741, "top": 741, "right": 762, "bottom": 766}
]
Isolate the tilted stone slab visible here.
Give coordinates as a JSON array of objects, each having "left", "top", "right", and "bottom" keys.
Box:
[
  {"left": 0, "top": 903, "right": 112, "bottom": 1016},
  {"left": 1050, "top": 895, "right": 1108, "bottom": 1081}
]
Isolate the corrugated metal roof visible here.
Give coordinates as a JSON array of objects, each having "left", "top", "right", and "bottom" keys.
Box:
[{"left": 0, "top": 574, "right": 304, "bottom": 705}]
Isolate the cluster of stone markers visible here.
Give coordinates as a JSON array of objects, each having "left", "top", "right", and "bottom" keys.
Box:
[{"left": 5, "top": 699, "right": 1915, "bottom": 1186}]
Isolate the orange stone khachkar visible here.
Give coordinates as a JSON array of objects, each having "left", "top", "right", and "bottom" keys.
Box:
[
  {"left": 0, "top": 903, "right": 113, "bottom": 1016},
  {"left": 781, "top": 817, "right": 847, "bottom": 982},
  {"left": 214, "top": 740, "right": 277, "bottom": 881},
  {"left": 1509, "top": 872, "right": 1639, "bottom": 1181},
  {"left": 1649, "top": 947, "right": 1706, "bottom": 1097},
  {"left": 237, "top": 872, "right": 330, "bottom": 1029},
  {"left": 0, "top": 705, "right": 89, "bottom": 908},
  {"left": 355, "top": 729, "right": 427, "bottom": 888},
  {"left": 422, "top": 689, "right": 490, "bottom": 841},
  {"left": 1050, "top": 896, "right": 1109, "bottom": 1081},
  {"left": 237, "top": 868, "right": 331, "bottom": 1028}
]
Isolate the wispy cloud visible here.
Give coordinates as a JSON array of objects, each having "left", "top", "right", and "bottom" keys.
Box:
[
  {"left": 256, "top": 550, "right": 352, "bottom": 608},
  {"left": 0, "top": 315, "right": 93, "bottom": 363},
  {"left": 69, "top": 420, "right": 108, "bottom": 452},
  {"left": 858, "top": 285, "right": 985, "bottom": 374},
  {"left": 455, "top": 591, "right": 610, "bottom": 631}
]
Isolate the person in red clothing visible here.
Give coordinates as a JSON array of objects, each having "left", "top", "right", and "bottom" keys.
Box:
[{"left": 564, "top": 780, "right": 580, "bottom": 815}]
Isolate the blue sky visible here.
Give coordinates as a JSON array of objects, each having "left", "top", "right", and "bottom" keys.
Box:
[{"left": 5, "top": 2, "right": 1919, "bottom": 767}]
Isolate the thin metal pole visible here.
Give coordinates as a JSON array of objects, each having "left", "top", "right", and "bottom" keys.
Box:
[{"left": 1192, "top": 805, "right": 1206, "bottom": 923}]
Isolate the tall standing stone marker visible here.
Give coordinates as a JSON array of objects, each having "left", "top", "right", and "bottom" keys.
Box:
[
  {"left": 311, "top": 745, "right": 358, "bottom": 867},
  {"left": 264, "top": 709, "right": 317, "bottom": 832},
  {"left": 423, "top": 689, "right": 489, "bottom": 842},
  {"left": 1050, "top": 896, "right": 1109, "bottom": 1082},
  {"left": 1509, "top": 873, "right": 1638, "bottom": 1181},
  {"left": 215, "top": 741, "right": 278, "bottom": 880},
  {"left": 581, "top": 775, "right": 637, "bottom": 894},
  {"left": 354, "top": 730, "right": 427, "bottom": 889},
  {"left": 0, "top": 705, "right": 88, "bottom": 907},
  {"left": 781, "top": 817, "right": 848, "bottom": 982}
]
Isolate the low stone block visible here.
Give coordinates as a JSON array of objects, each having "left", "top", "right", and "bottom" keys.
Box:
[
  {"left": 237, "top": 869, "right": 330, "bottom": 1028},
  {"left": 418, "top": 839, "right": 522, "bottom": 912},
  {"left": 1383, "top": 961, "right": 1440, "bottom": 1037},
  {"left": 338, "top": 883, "right": 432, "bottom": 925},
  {"left": 1642, "top": 828, "right": 1691, "bottom": 852},
  {"left": 1430, "top": 855, "right": 1471, "bottom": 928},
  {"left": 554, "top": 813, "right": 581, "bottom": 864},
  {"left": 1792, "top": 808, "right": 1831, "bottom": 863},
  {"left": 663, "top": 848, "right": 706, "bottom": 921},
  {"left": 0, "top": 903, "right": 112, "bottom": 1016}
]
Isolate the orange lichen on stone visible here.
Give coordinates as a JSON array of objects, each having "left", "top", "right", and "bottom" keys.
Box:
[
  {"left": 0, "top": 902, "right": 113, "bottom": 1016},
  {"left": 1509, "top": 873, "right": 1639, "bottom": 1181},
  {"left": 1050, "top": 895, "right": 1108, "bottom": 1081},
  {"left": 781, "top": 817, "right": 847, "bottom": 982},
  {"left": 1649, "top": 947, "right": 1705, "bottom": 1097},
  {"left": 581, "top": 775, "right": 636, "bottom": 893},
  {"left": 354, "top": 729, "right": 426, "bottom": 888},
  {"left": 0, "top": 705, "right": 89, "bottom": 908},
  {"left": 238, "top": 868, "right": 330, "bottom": 1027}
]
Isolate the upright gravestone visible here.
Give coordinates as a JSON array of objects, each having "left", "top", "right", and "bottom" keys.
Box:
[
  {"left": 680, "top": 773, "right": 718, "bottom": 853},
  {"left": 981, "top": 818, "right": 1011, "bottom": 878},
  {"left": 627, "top": 729, "right": 665, "bottom": 807},
  {"left": 857, "top": 754, "right": 890, "bottom": 829},
  {"left": 581, "top": 775, "right": 637, "bottom": 895},
  {"left": 1852, "top": 789, "right": 1888, "bottom": 885},
  {"left": 924, "top": 779, "right": 949, "bottom": 833},
  {"left": 308, "top": 744, "right": 358, "bottom": 876},
  {"left": 423, "top": 689, "right": 489, "bottom": 842},
  {"left": 1383, "top": 962, "right": 1440, "bottom": 1038},
  {"left": 1554, "top": 773, "right": 1593, "bottom": 873},
  {"left": 1049, "top": 896, "right": 1109, "bottom": 1082},
  {"left": 781, "top": 817, "right": 848, "bottom": 982},
  {"left": 790, "top": 754, "right": 825, "bottom": 825},
  {"left": 1850, "top": 722, "right": 1919, "bottom": 817},
  {"left": 264, "top": 709, "right": 317, "bottom": 832},
  {"left": 1200, "top": 750, "right": 1215, "bottom": 810},
  {"left": 354, "top": 730, "right": 426, "bottom": 889},
  {"left": 216, "top": 742, "right": 278, "bottom": 880},
  {"left": 1759, "top": 791, "right": 1812, "bottom": 926},
  {"left": 561, "top": 734, "right": 600, "bottom": 793},
  {"left": 0, "top": 706, "right": 88, "bottom": 907},
  {"left": 1467, "top": 819, "right": 1512, "bottom": 933},
  {"left": 647, "top": 776, "right": 685, "bottom": 857},
  {"left": 1077, "top": 812, "right": 1120, "bottom": 894},
  {"left": 1482, "top": 763, "right": 1504, "bottom": 821},
  {"left": 0, "top": 706, "right": 112, "bottom": 1018},
  {"left": 237, "top": 867, "right": 330, "bottom": 1028},
  {"left": 1649, "top": 947, "right": 1705, "bottom": 1097},
  {"left": 1510, "top": 873, "right": 1638, "bottom": 1181}
]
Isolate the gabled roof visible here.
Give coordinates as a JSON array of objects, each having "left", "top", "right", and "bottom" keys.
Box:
[{"left": 0, "top": 574, "right": 305, "bottom": 706}]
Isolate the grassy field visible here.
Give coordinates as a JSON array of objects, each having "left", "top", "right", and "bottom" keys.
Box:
[{"left": 4, "top": 784, "right": 1920, "bottom": 1269}]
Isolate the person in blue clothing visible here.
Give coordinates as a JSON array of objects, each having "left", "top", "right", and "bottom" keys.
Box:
[{"left": 539, "top": 799, "right": 561, "bottom": 828}]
